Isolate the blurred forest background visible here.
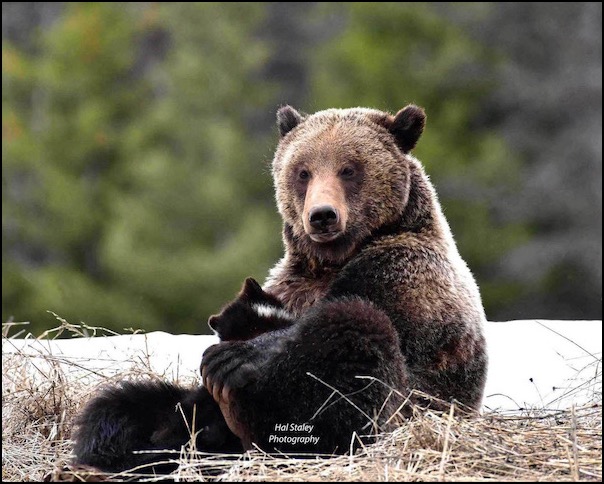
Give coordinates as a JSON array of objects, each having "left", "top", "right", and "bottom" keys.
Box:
[{"left": 2, "top": 3, "right": 602, "bottom": 334}]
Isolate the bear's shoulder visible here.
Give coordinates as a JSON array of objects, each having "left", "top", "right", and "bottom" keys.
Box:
[{"left": 327, "top": 236, "right": 484, "bottom": 326}]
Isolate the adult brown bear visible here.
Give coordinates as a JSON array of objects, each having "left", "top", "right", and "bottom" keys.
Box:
[{"left": 73, "top": 105, "right": 488, "bottom": 471}]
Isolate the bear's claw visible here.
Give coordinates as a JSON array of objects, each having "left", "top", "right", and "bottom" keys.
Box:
[{"left": 201, "top": 341, "right": 258, "bottom": 405}]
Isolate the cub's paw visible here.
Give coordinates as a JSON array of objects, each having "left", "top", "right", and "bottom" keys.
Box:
[
  {"left": 200, "top": 341, "right": 259, "bottom": 405},
  {"left": 208, "top": 277, "right": 290, "bottom": 341}
]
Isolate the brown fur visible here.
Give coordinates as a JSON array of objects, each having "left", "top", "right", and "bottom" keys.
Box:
[
  {"left": 262, "top": 105, "right": 487, "bottom": 406},
  {"left": 199, "top": 105, "right": 487, "bottom": 451}
]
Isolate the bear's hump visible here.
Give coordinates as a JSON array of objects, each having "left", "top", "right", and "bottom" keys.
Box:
[{"left": 300, "top": 107, "right": 393, "bottom": 131}]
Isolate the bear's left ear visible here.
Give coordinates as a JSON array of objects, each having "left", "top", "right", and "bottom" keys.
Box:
[
  {"left": 277, "top": 105, "right": 304, "bottom": 137},
  {"left": 388, "top": 105, "right": 426, "bottom": 153}
]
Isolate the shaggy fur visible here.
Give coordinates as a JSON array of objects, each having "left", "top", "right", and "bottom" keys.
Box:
[
  {"left": 202, "top": 105, "right": 487, "bottom": 449},
  {"left": 202, "top": 296, "right": 407, "bottom": 451}
]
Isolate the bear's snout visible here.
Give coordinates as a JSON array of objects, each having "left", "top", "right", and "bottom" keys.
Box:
[
  {"left": 308, "top": 204, "right": 341, "bottom": 242},
  {"left": 303, "top": 174, "right": 348, "bottom": 242},
  {"left": 309, "top": 205, "right": 339, "bottom": 230}
]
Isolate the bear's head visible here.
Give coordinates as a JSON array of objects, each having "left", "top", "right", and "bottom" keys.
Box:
[{"left": 272, "top": 105, "right": 428, "bottom": 264}]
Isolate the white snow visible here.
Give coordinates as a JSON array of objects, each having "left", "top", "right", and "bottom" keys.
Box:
[
  {"left": 2, "top": 320, "right": 601, "bottom": 412},
  {"left": 483, "top": 320, "right": 601, "bottom": 411}
]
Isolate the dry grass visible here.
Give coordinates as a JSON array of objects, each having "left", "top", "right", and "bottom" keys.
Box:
[{"left": 2, "top": 319, "right": 602, "bottom": 482}]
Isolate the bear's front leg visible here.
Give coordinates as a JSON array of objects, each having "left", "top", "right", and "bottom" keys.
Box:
[{"left": 201, "top": 341, "right": 259, "bottom": 403}]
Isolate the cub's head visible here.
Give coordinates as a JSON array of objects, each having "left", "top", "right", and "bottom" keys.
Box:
[
  {"left": 272, "top": 105, "right": 426, "bottom": 264},
  {"left": 208, "top": 277, "right": 290, "bottom": 341}
]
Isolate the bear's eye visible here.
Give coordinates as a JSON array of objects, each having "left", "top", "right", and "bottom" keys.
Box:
[
  {"left": 298, "top": 169, "right": 310, "bottom": 181},
  {"left": 340, "top": 166, "right": 356, "bottom": 179}
]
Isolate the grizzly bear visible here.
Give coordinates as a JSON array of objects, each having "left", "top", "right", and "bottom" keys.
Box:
[{"left": 72, "top": 104, "right": 488, "bottom": 471}]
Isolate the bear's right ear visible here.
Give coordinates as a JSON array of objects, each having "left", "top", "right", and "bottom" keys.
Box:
[
  {"left": 388, "top": 105, "right": 426, "bottom": 153},
  {"left": 239, "top": 277, "right": 264, "bottom": 301},
  {"left": 277, "top": 105, "right": 304, "bottom": 137}
]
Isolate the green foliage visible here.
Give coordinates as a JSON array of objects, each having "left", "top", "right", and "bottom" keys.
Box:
[
  {"left": 3, "top": 3, "right": 281, "bottom": 333},
  {"left": 2, "top": 3, "right": 544, "bottom": 332},
  {"left": 308, "top": 3, "right": 526, "bottom": 318},
  {"left": 98, "top": 3, "right": 282, "bottom": 332},
  {"left": 4, "top": 3, "right": 149, "bottom": 330}
]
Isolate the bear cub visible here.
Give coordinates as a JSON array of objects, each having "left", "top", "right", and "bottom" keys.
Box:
[{"left": 208, "top": 277, "right": 294, "bottom": 341}]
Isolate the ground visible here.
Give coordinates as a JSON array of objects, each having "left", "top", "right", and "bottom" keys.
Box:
[{"left": 2, "top": 318, "right": 602, "bottom": 482}]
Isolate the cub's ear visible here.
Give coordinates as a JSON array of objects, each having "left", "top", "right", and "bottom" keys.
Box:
[
  {"left": 389, "top": 105, "right": 426, "bottom": 153},
  {"left": 239, "top": 277, "right": 264, "bottom": 301},
  {"left": 277, "top": 105, "right": 304, "bottom": 137}
]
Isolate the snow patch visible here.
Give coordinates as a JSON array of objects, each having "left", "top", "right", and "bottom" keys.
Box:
[{"left": 3, "top": 320, "right": 601, "bottom": 411}]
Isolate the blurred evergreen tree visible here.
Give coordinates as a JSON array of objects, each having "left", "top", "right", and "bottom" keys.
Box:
[
  {"left": 3, "top": 3, "right": 159, "bottom": 331},
  {"left": 308, "top": 3, "right": 529, "bottom": 318},
  {"left": 467, "top": 3, "right": 602, "bottom": 320},
  {"left": 3, "top": 3, "right": 282, "bottom": 333},
  {"left": 100, "top": 3, "right": 282, "bottom": 333}
]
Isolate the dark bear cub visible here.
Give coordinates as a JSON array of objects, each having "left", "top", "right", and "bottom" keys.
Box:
[
  {"left": 202, "top": 297, "right": 408, "bottom": 453},
  {"left": 72, "top": 380, "right": 242, "bottom": 474}
]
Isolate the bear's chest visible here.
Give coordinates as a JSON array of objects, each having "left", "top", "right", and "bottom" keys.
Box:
[{"left": 268, "top": 274, "right": 335, "bottom": 317}]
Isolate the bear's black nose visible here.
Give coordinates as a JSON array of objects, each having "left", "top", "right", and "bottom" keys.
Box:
[{"left": 309, "top": 205, "right": 339, "bottom": 230}]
